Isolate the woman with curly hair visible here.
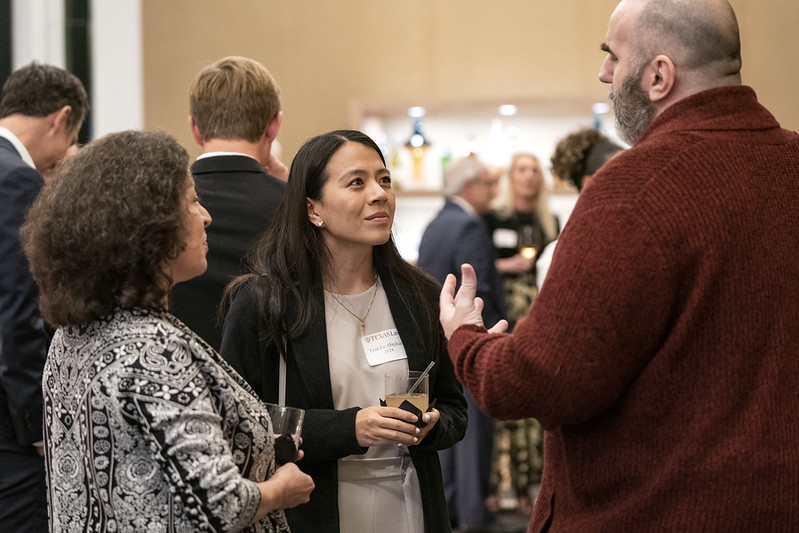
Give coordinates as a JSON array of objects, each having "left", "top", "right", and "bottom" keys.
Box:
[
  {"left": 538, "top": 128, "right": 624, "bottom": 286},
  {"left": 21, "top": 130, "right": 314, "bottom": 532},
  {"left": 550, "top": 128, "right": 625, "bottom": 193},
  {"left": 220, "top": 129, "right": 467, "bottom": 533}
]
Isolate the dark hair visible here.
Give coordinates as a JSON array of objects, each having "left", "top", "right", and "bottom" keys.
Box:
[
  {"left": 22, "top": 130, "right": 189, "bottom": 327},
  {"left": 0, "top": 61, "right": 89, "bottom": 132},
  {"left": 224, "top": 129, "right": 442, "bottom": 359},
  {"left": 551, "top": 128, "right": 623, "bottom": 190}
]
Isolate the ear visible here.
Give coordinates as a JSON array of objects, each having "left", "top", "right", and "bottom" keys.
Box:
[
  {"left": 188, "top": 115, "right": 204, "bottom": 147},
  {"left": 307, "top": 196, "right": 323, "bottom": 227},
  {"left": 50, "top": 105, "right": 72, "bottom": 133},
  {"left": 264, "top": 111, "right": 283, "bottom": 142},
  {"left": 644, "top": 54, "right": 676, "bottom": 103},
  {"left": 459, "top": 180, "right": 475, "bottom": 201}
]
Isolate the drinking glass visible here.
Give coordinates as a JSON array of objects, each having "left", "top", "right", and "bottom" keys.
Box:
[
  {"left": 385, "top": 370, "right": 429, "bottom": 413},
  {"left": 265, "top": 403, "right": 304, "bottom": 465}
]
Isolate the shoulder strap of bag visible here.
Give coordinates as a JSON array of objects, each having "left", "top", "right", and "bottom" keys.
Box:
[{"left": 279, "top": 338, "right": 287, "bottom": 406}]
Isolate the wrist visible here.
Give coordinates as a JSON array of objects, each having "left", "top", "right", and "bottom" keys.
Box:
[{"left": 257, "top": 476, "right": 285, "bottom": 517}]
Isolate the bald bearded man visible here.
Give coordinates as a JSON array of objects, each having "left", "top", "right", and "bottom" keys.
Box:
[{"left": 440, "top": 0, "right": 799, "bottom": 531}]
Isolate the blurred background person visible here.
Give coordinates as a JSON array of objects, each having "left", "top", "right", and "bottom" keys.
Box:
[
  {"left": 221, "top": 130, "right": 466, "bottom": 533},
  {"left": 22, "top": 130, "right": 313, "bottom": 532},
  {"left": 481, "top": 153, "right": 558, "bottom": 521},
  {"left": 484, "top": 154, "right": 559, "bottom": 327},
  {"left": 0, "top": 61, "right": 87, "bottom": 533},
  {"left": 170, "top": 56, "right": 287, "bottom": 352},
  {"left": 417, "top": 156, "right": 503, "bottom": 533},
  {"left": 484, "top": 137, "right": 623, "bottom": 519},
  {"left": 539, "top": 128, "right": 624, "bottom": 287}
]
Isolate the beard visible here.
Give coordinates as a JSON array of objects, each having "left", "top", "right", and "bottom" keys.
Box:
[{"left": 610, "top": 65, "right": 656, "bottom": 145}]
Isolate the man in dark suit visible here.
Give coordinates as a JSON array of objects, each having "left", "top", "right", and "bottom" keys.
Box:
[
  {"left": 417, "top": 156, "right": 505, "bottom": 532},
  {"left": 0, "top": 62, "right": 88, "bottom": 533},
  {"left": 170, "top": 56, "right": 287, "bottom": 351}
]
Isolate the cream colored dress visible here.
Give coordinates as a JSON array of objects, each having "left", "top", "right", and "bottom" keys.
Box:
[{"left": 324, "top": 277, "right": 424, "bottom": 533}]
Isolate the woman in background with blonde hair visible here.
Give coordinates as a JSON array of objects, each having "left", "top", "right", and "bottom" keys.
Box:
[
  {"left": 482, "top": 152, "right": 558, "bottom": 517},
  {"left": 484, "top": 152, "right": 559, "bottom": 327}
]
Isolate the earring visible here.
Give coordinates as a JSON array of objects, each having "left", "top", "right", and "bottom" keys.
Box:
[{"left": 317, "top": 221, "right": 324, "bottom": 227}]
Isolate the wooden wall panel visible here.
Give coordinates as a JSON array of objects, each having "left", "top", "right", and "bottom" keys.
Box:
[{"left": 142, "top": 0, "right": 799, "bottom": 162}]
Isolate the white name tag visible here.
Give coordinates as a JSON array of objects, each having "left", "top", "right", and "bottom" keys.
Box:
[
  {"left": 361, "top": 328, "right": 408, "bottom": 367},
  {"left": 492, "top": 227, "right": 518, "bottom": 249}
]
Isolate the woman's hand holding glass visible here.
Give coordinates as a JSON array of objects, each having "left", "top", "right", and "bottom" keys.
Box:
[
  {"left": 496, "top": 253, "right": 535, "bottom": 274},
  {"left": 414, "top": 408, "right": 440, "bottom": 443},
  {"left": 355, "top": 406, "right": 440, "bottom": 447}
]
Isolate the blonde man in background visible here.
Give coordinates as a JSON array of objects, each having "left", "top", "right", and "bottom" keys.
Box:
[{"left": 170, "top": 56, "right": 287, "bottom": 351}]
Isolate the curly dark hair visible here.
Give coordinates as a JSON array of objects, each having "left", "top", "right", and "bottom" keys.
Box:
[
  {"left": 550, "top": 128, "right": 623, "bottom": 191},
  {"left": 21, "top": 130, "right": 190, "bottom": 327}
]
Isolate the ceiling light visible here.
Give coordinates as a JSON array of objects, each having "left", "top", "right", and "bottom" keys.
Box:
[
  {"left": 592, "top": 102, "right": 610, "bottom": 114},
  {"left": 498, "top": 104, "right": 517, "bottom": 116}
]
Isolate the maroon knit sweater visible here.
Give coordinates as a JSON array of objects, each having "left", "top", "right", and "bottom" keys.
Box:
[{"left": 449, "top": 86, "right": 799, "bottom": 532}]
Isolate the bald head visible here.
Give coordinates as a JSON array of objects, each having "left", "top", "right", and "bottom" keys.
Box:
[{"left": 624, "top": 0, "right": 742, "bottom": 85}]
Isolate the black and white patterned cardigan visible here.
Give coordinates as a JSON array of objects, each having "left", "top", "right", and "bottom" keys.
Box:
[{"left": 43, "top": 306, "right": 287, "bottom": 533}]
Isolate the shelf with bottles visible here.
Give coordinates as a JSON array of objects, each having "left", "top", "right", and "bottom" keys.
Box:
[{"left": 355, "top": 96, "right": 622, "bottom": 195}]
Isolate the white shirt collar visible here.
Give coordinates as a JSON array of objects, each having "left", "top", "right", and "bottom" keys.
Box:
[
  {"left": 451, "top": 195, "right": 478, "bottom": 217},
  {"left": 196, "top": 151, "right": 259, "bottom": 162},
  {"left": 0, "top": 127, "right": 36, "bottom": 169}
]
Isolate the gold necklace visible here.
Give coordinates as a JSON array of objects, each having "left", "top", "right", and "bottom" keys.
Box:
[{"left": 328, "top": 273, "right": 378, "bottom": 335}]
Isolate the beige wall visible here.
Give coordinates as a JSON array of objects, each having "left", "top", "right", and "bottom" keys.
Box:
[{"left": 143, "top": 0, "right": 799, "bottom": 162}]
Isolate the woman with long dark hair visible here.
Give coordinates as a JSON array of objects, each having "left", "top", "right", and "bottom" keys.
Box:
[{"left": 221, "top": 130, "right": 467, "bottom": 533}]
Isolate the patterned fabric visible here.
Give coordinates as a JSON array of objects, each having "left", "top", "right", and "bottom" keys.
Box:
[
  {"left": 489, "top": 419, "right": 543, "bottom": 498},
  {"left": 44, "top": 307, "right": 288, "bottom": 533},
  {"left": 500, "top": 273, "right": 539, "bottom": 328},
  {"left": 483, "top": 210, "right": 550, "bottom": 506}
]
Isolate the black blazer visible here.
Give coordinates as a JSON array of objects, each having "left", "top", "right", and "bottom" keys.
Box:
[
  {"left": 220, "top": 266, "right": 467, "bottom": 533},
  {"left": 0, "top": 137, "right": 50, "bottom": 446},
  {"left": 170, "top": 155, "right": 286, "bottom": 351},
  {"left": 417, "top": 199, "right": 507, "bottom": 327}
]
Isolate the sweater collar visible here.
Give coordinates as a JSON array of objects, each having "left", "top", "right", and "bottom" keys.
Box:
[{"left": 637, "top": 86, "right": 780, "bottom": 145}]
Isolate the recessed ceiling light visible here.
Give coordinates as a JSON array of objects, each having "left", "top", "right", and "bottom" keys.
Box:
[
  {"left": 498, "top": 104, "right": 517, "bottom": 116},
  {"left": 592, "top": 102, "right": 610, "bottom": 114}
]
